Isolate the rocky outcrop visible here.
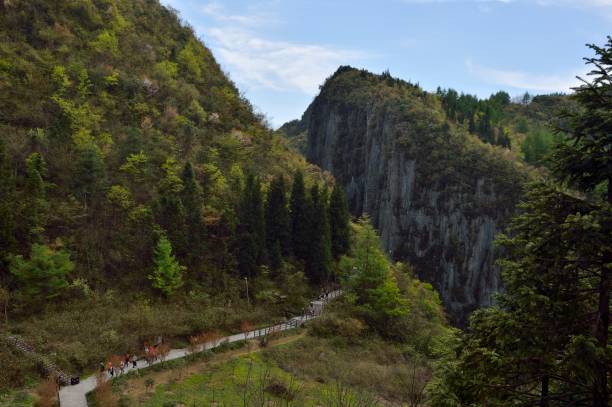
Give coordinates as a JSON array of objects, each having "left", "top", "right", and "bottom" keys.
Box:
[{"left": 299, "top": 67, "right": 526, "bottom": 325}]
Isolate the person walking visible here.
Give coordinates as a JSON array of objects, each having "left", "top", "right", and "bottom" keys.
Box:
[{"left": 131, "top": 355, "right": 137, "bottom": 368}]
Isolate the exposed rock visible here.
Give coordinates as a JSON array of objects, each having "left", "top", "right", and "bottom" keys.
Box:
[{"left": 299, "top": 67, "right": 527, "bottom": 325}]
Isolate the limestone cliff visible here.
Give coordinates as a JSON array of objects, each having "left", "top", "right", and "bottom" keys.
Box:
[{"left": 298, "top": 67, "right": 527, "bottom": 324}]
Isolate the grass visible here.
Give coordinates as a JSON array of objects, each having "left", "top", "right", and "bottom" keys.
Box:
[
  {"left": 0, "top": 390, "right": 35, "bottom": 407},
  {"left": 102, "top": 326, "right": 438, "bottom": 407},
  {"left": 89, "top": 331, "right": 334, "bottom": 407}
]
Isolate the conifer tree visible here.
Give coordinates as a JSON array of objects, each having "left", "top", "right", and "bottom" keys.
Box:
[
  {"left": 265, "top": 175, "right": 290, "bottom": 269},
  {"left": 10, "top": 243, "right": 73, "bottom": 304},
  {"left": 181, "top": 162, "right": 204, "bottom": 261},
  {"left": 155, "top": 158, "right": 187, "bottom": 255},
  {"left": 551, "top": 36, "right": 612, "bottom": 406},
  {"left": 73, "top": 146, "right": 108, "bottom": 209},
  {"left": 329, "top": 184, "right": 351, "bottom": 258},
  {"left": 305, "top": 184, "right": 332, "bottom": 284},
  {"left": 290, "top": 171, "right": 309, "bottom": 262},
  {"left": 237, "top": 173, "right": 266, "bottom": 278},
  {"left": 0, "top": 139, "right": 15, "bottom": 269},
  {"left": 23, "top": 153, "right": 48, "bottom": 242},
  {"left": 149, "top": 235, "right": 185, "bottom": 297}
]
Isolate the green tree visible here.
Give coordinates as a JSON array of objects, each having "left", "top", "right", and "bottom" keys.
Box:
[
  {"left": 237, "top": 173, "right": 266, "bottom": 278},
  {"left": 430, "top": 184, "right": 607, "bottom": 406},
  {"left": 551, "top": 36, "right": 612, "bottom": 406},
  {"left": 181, "top": 162, "right": 204, "bottom": 261},
  {"left": 290, "top": 171, "right": 310, "bottom": 262},
  {"left": 265, "top": 175, "right": 290, "bottom": 269},
  {"left": 328, "top": 184, "right": 351, "bottom": 259},
  {"left": 23, "top": 153, "right": 48, "bottom": 242},
  {"left": 73, "top": 146, "right": 108, "bottom": 208},
  {"left": 149, "top": 235, "right": 185, "bottom": 297},
  {"left": 305, "top": 184, "right": 332, "bottom": 284},
  {"left": 155, "top": 158, "right": 187, "bottom": 254},
  {"left": 10, "top": 243, "right": 73, "bottom": 303},
  {"left": 340, "top": 217, "right": 407, "bottom": 331},
  {"left": 0, "top": 139, "right": 15, "bottom": 270}
]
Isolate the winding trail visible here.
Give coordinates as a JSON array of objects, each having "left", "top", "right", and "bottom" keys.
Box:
[{"left": 58, "top": 290, "right": 341, "bottom": 407}]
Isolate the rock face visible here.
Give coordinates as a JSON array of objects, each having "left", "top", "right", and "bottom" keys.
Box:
[{"left": 299, "top": 67, "right": 526, "bottom": 324}]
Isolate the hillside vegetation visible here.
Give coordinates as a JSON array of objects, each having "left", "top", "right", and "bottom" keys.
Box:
[{"left": 0, "top": 0, "right": 362, "bottom": 394}]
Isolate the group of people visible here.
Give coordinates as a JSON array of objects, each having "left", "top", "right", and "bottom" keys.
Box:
[{"left": 99, "top": 354, "right": 138, "bottom": 377}]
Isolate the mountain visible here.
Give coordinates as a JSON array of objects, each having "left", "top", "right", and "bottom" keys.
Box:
[
  {"left": 287, "top": 66, "right": 531, "bottom": 324},
  {"left": 0, "top": 0, "right": 321, "bottom": 288}
]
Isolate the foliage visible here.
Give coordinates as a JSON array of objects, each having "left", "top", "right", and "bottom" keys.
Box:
[
  {"left": 149, "top": 235, "right": 185, "bottom": 297},
  {"left": 10, "top": 243, "right": 73, "bottom": 304},
  {"left": 328, "top": 184, "right": 350, "bottom": 259}
]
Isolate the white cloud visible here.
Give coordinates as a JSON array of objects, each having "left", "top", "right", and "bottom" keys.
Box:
[
  {"left": 206, "top": 28, "right": 365, "bottom": 95},
  {"left": 197, "top": 2, "right": 367, "bottom": 96},
  {"left": 466, "top": 59, "right": 586, "bottom": 92},
  {"left": 199, "top": 2, "right": 270, "bottom": 28}
]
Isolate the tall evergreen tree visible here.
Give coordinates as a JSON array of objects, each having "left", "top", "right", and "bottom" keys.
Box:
[
  {"left": 265, "top": 175, "right": 290, "bottom": 269},
  {"left": 305, "top": 184, "right": 332, "bottom": 284},
  {"left": 181, "top": 162, "right": 204, "bottom": 261},
  {"left": 23, "top": 153, "right": 48, "bottom": 242},
  {"left": 0, "top": 139, "right": 15, "bottom": 270},
  {"left": 551, "top": 36, "right": 612, "bottom": 406},
  {"left": 155, "top": 158, "right": 187, "bottom": 256},
  {"left": 237, "top": 173, "right": 266, "bottom": 278},
  {"left": 73, "top": 146, "right": 107, "bottom": 209},
  {"left": 149, "top": 235, "right": 185, "bottom": 297},
  {"left": 290, "top": 170, "right": 310, "bottom": 262},
  {"left": 329, "top": 184, "right": 351, "bottom": 259}
]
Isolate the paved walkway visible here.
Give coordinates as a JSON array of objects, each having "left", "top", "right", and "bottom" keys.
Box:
[{"left": 58, "top": 290, "right": 341, "bottom": 407}]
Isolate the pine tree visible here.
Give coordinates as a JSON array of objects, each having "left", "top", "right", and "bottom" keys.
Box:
[
  {"left": 10, "top": 243, "right": 73, "bottom": 304},
  {"left": 155, "top": 158, "right": 187, "bottom": 255},
  {"left": 551, "top": 36, "right": 612, "bottom": 406},
  {"left": 73, "top": 146, "right": 108, "bottom": 209},
  {"left": 290, "top": 171, "right": 309, "bottom": 262},
  {"left": 265, "top": 175, "right": 290, "bottom": 269},
  {"left": 149, "top": 235, "right": 185, "bottom": 297},
  {"left": 181, "top": 162, "right": 204, "bottom": 261},
  {"left": 329, "top": 184, "right": 351, "bottom": 259},
  {"left": 0, "top": 139, "right": 15, "bottom": 269},
  {"left": 305, "top": 184, "right": 332, "bottom": 285},
  {"left": 237, "top": 173, "right": 266, "bottom": 278},
  {"left": 23, "top": 153, "right": 48, "bottom": 242}
]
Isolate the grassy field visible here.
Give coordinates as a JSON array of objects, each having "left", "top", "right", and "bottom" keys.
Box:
[{"left": 98, "top": 326, "right": 439, "bottom": 407}]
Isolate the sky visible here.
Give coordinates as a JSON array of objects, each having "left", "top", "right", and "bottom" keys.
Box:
[{"left": 161, "top": 0, "right": 612, "bottom": 128}]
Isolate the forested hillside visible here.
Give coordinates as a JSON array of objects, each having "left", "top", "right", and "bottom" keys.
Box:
[{"left": 0, "top": 0, "right": 359, "bottom": 395}]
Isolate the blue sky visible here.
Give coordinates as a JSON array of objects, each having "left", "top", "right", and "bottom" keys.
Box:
[{"left": 161, "top": 0, "right": 611, "bottom": 127}]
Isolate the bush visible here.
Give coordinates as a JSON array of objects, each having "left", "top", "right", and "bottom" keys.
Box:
[{"left": 309, "top": 315, "right": 365, "bottom": 342}]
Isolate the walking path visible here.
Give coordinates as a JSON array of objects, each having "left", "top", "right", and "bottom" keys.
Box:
[{"left": 58, "top": 290, "right": 342, "bottom": 407}]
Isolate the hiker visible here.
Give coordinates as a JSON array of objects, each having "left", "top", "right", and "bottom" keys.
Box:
[
  {"left": 119, "top": 361, "right": 125, "bottom": 375},
  {"left": 107, "top": 361, "right": 113, "bottom": 376},
  {"left": 124, "top": 353, "right": 130, "bottom": 367},
  {"left": 131, "top": 355, "right": 137, "bottom": 368}
]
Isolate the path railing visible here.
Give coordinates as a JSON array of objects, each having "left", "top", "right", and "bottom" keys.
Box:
[{"left": 55, "top": 288, "right": 342, "bottom": 407}]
